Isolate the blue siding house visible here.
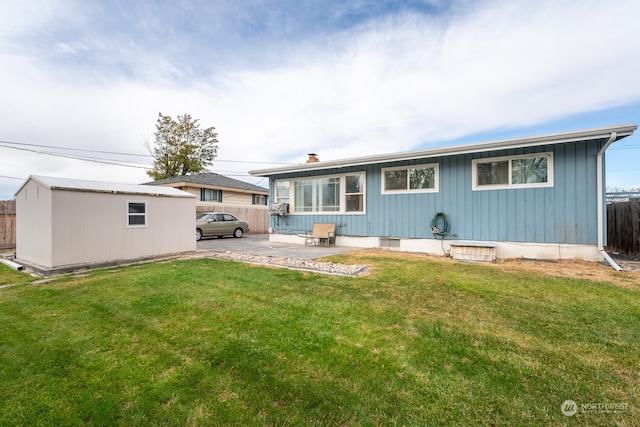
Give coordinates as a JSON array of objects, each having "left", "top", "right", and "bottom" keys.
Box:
[{"left": 250, "top": 124, "right": 636, "bottom": 263}]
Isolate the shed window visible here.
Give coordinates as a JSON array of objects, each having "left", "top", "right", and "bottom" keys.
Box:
[
  {"left": 473, "top": 153, "right": 553, "bottom": 190},
  {"left": 127, "top": 201, "right": 147, "bottom": 227},
  {"left": 382, "top": 164, "right": 438, "bottom": 194}
]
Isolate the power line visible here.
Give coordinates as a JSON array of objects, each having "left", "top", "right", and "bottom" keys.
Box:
[
  {"left": 0, "top": 138, "right": 297, "bottom": 165},
  {"left": 0, "top": 143, "right": 150, "bottom": 169},
  {"left": 0, "top": 139, "right": 150, "bottom": 157}
]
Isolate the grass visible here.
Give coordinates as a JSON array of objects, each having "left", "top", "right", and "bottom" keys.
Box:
[{"left": 0, "top": 252, "right": 639, "bottom": 426}]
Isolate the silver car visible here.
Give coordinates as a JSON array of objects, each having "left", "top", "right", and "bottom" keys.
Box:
[{"left": 196, "top": 212, "right": 249, "bottom": 241}]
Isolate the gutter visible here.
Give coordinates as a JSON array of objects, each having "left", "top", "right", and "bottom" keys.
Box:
[{"left": 597, "top": 132, "right": 622, "bottom": 271}]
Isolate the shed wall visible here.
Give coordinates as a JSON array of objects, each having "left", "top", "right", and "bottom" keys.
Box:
[
  {"left": 268, "top": 139, "right": 605, "bottom": 246},
  {"left": 16, "top": 180, "right": 53, "bottom": 266},
  {"left": 50, "top": 190, "right": 195, "bottom": 267}
]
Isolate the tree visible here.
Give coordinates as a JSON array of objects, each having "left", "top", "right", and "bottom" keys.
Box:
[{"left": 146, "top": 113, "right": 219, "bottom": 180}]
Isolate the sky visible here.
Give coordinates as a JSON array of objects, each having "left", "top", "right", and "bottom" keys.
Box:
[{"left": 1, "top": 0, "right": 639, "bottom": 200}]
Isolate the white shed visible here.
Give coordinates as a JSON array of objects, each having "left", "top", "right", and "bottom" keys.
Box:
[{"left": 15, "top": 175, "right": 196, "bottom": 273}]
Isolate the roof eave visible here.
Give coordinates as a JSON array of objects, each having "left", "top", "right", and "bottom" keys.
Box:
[{"left": 249, "top": 123, "right": 637, "bottom": 176}]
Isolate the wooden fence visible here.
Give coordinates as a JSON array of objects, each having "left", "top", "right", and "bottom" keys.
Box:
[
  {"left": 606, "top": 200, "right": 640, "bottom": 258},
  {"left": 196, "top": 205, "right": 269, "bottom": 234},
  {"left": 0, "top": 200, "right": 16, "bottom": 248}
]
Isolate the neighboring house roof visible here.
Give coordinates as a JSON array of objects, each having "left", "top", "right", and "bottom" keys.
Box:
[
  {"left": 249, "top": 123, "right": 638, "bottom": 176},
  {"left": 15, "top": 175, "right": 195, "bottom": 198},
  {"left": 147, "top": 172, "right": 268, "bottom": 194}
]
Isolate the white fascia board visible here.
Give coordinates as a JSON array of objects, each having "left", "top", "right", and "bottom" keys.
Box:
[
  {"left": 249, "top": 123, "right": 637, "bottom": 176},
  {"left": 16, "top": 175, "right": 195, "bottom": 198}
]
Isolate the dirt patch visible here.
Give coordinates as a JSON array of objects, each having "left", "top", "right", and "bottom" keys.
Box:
[{"left": 341, "top": 249, "right": 640, "bottom": 291}]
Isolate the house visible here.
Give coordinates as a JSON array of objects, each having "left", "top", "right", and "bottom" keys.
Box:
[
  {"left": 15, "top": 175, "right": 196, "bottom": 274},
  {"left": 249, "top": 123, "right": 637, "bottom": 264},
  {"left": 148, "top": 172, "right": 268, "bottom": 207},
  {"left": 148, "top": 172, "right": 270, "bottom": 233}
]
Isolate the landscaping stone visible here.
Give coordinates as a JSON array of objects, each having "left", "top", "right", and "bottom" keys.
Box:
[{"left": 207, "top": 252, "right": 368, "bottom": 276}]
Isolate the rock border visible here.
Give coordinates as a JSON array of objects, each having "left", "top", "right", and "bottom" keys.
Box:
[{"left": 207, "top": 251, "right": 368, "bottom": 276}]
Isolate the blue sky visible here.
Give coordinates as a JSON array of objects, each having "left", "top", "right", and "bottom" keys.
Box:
[{"left": 1, "top": 0, "right": 639, "bottom": 199}]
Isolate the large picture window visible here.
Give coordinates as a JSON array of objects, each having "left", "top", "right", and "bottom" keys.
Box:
[
  {"left": 127, "top": 201, "right": 147, "bottom": 227},
  {"left": 294, "top": 177, "right": 340, "bottom": 212},
  {"left": 472, "top": 153, "right": 553, "bottom": 190},
  {"left": 278, "top": 173, "right": 365, "bottom": 214},
  {"left": 382, "top": 164, "right": 438, "bottom": 194}
]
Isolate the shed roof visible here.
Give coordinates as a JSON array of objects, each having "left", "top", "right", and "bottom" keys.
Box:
[
  {"left": 16, "top": 175, "right": 196, "bottom": 198},
  {"left": 249, "top": 123, "right": 637, "bottom": 176},
  {"left": 147, "top": 172, "right": 268, "bottom": 194}
]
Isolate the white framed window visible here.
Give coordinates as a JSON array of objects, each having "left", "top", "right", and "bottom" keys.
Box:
[
  {"left": 127, "top": 201, "right": 147, "bottom": 227},
  {"left": 472, "top": 152, "right": 553, "bottom": 190},
  {"left": 279, "top": 172, "right": 366, "bottom": 214},
  {"left": 274, "top": 180, "right": 290, "bottom": 204},
  {"left": 381, "top": 163, "right": 439, "bottom": 194}
]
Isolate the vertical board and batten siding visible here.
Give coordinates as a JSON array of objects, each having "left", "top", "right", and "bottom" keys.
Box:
[{"left": 269, "top": 139, "right": 606, "bottom": 245}]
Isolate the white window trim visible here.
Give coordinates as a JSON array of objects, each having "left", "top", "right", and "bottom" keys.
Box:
[
  {"left": 274, "top": 180, "right": 291, "bottom": 205},
  {"left": 472, "top": 152, "right": 553, "bottom": 191},
  {"left": 126, "top": 200, "right": 148, "bottom": 228},
  {"left": 381, "top": 163, "right": 439, "bottom": 194},
  {"left": 278, "top": 172, "right": 366, "bottom": 215}
]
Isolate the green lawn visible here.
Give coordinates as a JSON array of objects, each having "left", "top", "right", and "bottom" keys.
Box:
[{"left": 0, "top": 252, "right": 638, "bottom": 426}]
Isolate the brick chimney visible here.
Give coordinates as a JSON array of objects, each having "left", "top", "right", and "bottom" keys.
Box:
[{"left": 306, "top": 153, "right": 319, "bottom": 163}]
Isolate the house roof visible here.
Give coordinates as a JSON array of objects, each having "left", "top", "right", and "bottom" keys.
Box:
[
  {"left": 16, "top": 175, "right": 195, "bottom": 198},
  {"left": 147, "top": 172, "right": 268, "bottom": 194},
  {"left": 249, "top": 123, "right": 637, "bottom": 176}
]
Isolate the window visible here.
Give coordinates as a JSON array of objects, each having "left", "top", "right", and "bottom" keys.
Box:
[
  {"left": 472, "top": 153, "right": 553, "bottom": 190},
  {"left": 253, "top": 194, "right": 268, "bottom": 205},
  {"left": 127, "top": 201, "right": 147, "bottom": 227},
  {"left": 275, "top": 181, "right": 290, "bottom": 204},
  {"left": 345, "top": 174, "right": 364, "bottom": 212},
  {"left": 382, "top": 164, "right": 438, "bottom": 194},
  {"left": 200, "top": 188, "right": 222, "bottom": 202},
  {"left": 278, "top": 173, "right": 365, "bottom": 214},
  {"left": 295, "top": 177, "right": 340, "bottom": 212}
]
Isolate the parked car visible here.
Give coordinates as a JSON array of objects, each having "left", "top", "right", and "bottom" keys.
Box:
[{"left": 195, "top": 212, "right": 249, "bottom": 241}]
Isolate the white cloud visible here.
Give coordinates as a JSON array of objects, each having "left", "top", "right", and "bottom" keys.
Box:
[{"left": 1, "top": 0, "right": 640, "bottom": 198}]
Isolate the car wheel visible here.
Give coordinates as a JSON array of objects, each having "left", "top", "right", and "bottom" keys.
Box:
[
  {"left": 196, "top": 229, "right": 202, "bottom": 241},
  {"left": 233, "top": 228, "right": 244, "bottom": 238}
]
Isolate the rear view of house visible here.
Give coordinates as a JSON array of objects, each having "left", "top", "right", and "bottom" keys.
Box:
[
  {"left": 15, "top": 176, "right": 196, "bottom": 274},
  {"left": 250, "top": 124, "right": 637, "bottom": 263}
]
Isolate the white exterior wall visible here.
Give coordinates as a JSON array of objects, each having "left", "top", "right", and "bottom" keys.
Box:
[
  {"left": 16, "top": 179, "right": 54, "bottom": 267},
  {"left": 16, "top": 177, "right": 196, "bottom": 270},
  {"left": 49, "top": 190, "right": 195, "bottom": 268}
]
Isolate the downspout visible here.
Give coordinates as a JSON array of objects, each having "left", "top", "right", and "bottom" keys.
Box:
[{"left": 596, "top": 132, "right": 622, "bottom": 270}]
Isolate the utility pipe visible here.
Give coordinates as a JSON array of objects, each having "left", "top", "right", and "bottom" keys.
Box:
[
  {"left": 596, "top": 132, "right": 622, "bottom": 271},
  {"left": 0, "top": 258, "right": 23, "bottom": 271}
]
